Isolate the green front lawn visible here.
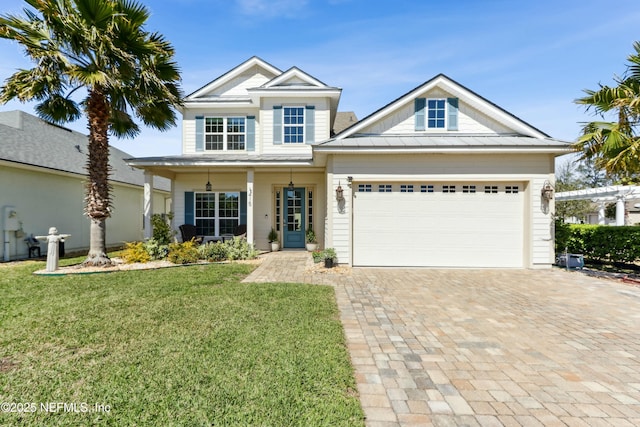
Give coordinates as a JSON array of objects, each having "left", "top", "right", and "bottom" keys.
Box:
[{"left": 0, "top": 258, "right": 363, "bottom": 426}]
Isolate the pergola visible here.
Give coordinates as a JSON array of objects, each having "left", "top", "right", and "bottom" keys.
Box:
[{"left": 555, "top": 185, "right": 640, "bottom": 226}]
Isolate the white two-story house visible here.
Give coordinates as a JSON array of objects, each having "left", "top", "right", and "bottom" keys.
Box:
[{"left": 128, "top": 56, "right": 571, "bottom": 268}]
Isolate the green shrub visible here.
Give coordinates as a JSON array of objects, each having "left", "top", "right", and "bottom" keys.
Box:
[
  {"left": 199, "top": 241, "right": 229, "bottom": 262},
  {"left": 311, "top": 250, "right": 323, "bottom": 263},
  {"left": 121, "top": 241, "right": 151, "bottom": 264},
  {"left": 225, "top": 238, "right": 259, "bottom": 260},
  {"left": 322, "top": 248, "right": 337, "bottom": 261},
  {"left": 143, "top": 238, "right": 170, "bottom": 260},
  {"left": 556, "top": 224, "right": 640, "bottom": 263},
  {"left": 151, "top": 212, "right": 175, "bottom": 245},
  {"left": 167, "top": 241, "right": 200, "bottom": 264}
]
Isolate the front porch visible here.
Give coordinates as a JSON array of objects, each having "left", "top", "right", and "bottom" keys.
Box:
[{"left": 138, "top": 164, "right": 327, "bottom": 252}]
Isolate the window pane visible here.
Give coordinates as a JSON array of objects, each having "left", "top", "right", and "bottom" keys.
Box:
[
  {"left": 283, "top": 107, "right": 305, "bottom": 143},
  {"left": 427, "top": 99, "right": 446, "bottom": 129},
  {"left": 195, "top": 219, "right": 214, "bottom": 236}
]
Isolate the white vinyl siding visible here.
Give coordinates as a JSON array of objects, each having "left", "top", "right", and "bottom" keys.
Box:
[
  {"left": 358, "top": 88, "right": 513, "bottom": 135},
  {"left": 328, "top": 153, "right": 556, "bottom": 268},
  {"left": 261, "top": 99, "right": 329, "bottom": 155}
]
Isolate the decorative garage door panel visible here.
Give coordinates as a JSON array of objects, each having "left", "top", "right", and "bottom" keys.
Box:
[{"left": 352, "top": 183, "right": 524, "bottom": 267}]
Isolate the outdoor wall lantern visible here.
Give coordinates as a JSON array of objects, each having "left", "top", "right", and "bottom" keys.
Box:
[
  {"left": 205, "top": 169, "right": 212, "bottom": 192},
  {"left": 541, "top": 180, "right": 554, "bottom": 201},
  {"left": 288, "top": 169, "right": 295, "bottom": 191},
  {"left": 336, "top": 181, "right": 344, "bottom": 202}
]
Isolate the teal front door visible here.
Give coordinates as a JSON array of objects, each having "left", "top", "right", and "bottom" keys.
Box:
[{"left": 284, "top": 187, "right": 305, "bottom": 248}]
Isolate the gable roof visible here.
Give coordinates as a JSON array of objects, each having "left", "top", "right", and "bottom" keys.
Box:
[
  {"left": 334, "top": 73, "right": 551, "bottom": 140},
  {"left": 0, "top": 110, "right": 171, "bottom": 191},
  {"left": 184, "top": 56, "right": 282, "bottom": 101},
  {"left": 261, "top": 66, "right": 329, "bottom": 88}
]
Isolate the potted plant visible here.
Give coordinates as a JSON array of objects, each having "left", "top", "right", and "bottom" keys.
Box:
[
  {"left": 268, "top": 228, "right": 280, "bottom": 252},
  {"left": 305, "top": 227, "right": 318, "bottom": 251},
  {"left": 322, "top": 248, "right": 337, "bottom": 268}
]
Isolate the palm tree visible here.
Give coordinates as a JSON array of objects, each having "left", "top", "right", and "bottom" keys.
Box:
[
  {"left": 574, "top": 42, "right": 640, "bottom": 182},
  {"left": 0, "top": 0, "right": 182, "bottom": 266}
]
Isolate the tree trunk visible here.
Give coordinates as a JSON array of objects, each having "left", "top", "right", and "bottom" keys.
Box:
[
  {"left": 82, "top": 87, "right": 113, "bottom": 266},
  {"left": 85, "top": 218, "right": 111, "bottom": 266}
]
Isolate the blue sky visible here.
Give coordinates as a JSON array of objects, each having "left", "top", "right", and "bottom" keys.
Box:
[{"left": 1, "top": 0, "right": 639, "bottom": 164}]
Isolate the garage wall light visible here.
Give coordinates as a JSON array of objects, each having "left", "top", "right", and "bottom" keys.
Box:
[
  {"left": 336, "top": 181, "right": 344, "bottom": 202},
  {"left": 541, "top": 180, "right": 554, "bottom": 201}
]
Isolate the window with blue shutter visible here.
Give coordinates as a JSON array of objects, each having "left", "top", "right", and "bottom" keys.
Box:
[
  {"left": 184, "top": 192, "right": 195, "bottom": 225},
  {"left": 273, "top": 106, "right": 282, "bottom": 145},
  {"left": 240, "top": 192, "right": 247, "bottom": 225},
  {"left": 195, "top": 116, "right": 204, "bottom": 152},
  {"left": 246, "top": 116, "right": 255, "bottom": 151},
  {"left": 447, "top": 98, "right": 459, "bottom": 131},
  {"left": 305, "top": 105, "right": 315, "bottom": 144},
  {"left": 415, "top": 98, "right": 426, "bottom": 131}
]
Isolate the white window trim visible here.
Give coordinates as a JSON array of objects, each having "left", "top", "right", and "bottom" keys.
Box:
[
  {"left": 427, "top": 98, "right": 447, "bottom": 129},
  {"left": 282, "top": 106, "right": 305, "bottom": 144},
  {"left": 204, "top": 116, "right": 246, "bottom": 151},
  {"left": 194, "top": 191, "right": 240, "bottom": 236}
]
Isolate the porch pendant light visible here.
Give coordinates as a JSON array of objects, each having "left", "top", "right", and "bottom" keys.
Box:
[
  {"left": 288, "top": 169, "right": 295, "bottom": 191},
  {"left": 205, "top": 169, "right": 212, "bottom": 192}
]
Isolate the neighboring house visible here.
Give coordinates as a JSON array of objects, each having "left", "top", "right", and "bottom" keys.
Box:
[
  {"left": 0, "top": 110, "right": 171, "bottom": 261},
  {"left": 128, "top": 56, "right": 571, "bottom": 268}
]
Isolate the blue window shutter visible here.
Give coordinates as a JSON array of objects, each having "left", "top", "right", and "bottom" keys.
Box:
[
  {"left": 240, "top": 191, "right": 247, "bottom": 225},
  {"left": 195, "top": 116, "right": 204, "bottom": 152},
  {"left": 273, "top": 106, "right": 282, "bottom": 145},
  {"left": 246, "top": 115, "right": 255, "bottom": 151},
  {"left": 447, "top": 98, "right": 459, "bottom": 131},
  {"left": 185, "top": 192, "right": 195, "bottom": 225},
  {"left": 414, "top": 98, "right": 426, "bottom": 131},
  {"left": 305, "top": 105, "right": 315, "bottom": 144}
]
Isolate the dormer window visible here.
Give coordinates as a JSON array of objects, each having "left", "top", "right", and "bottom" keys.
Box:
[{"left": 205, "top": 117, "right": 245, "bottom": 151}]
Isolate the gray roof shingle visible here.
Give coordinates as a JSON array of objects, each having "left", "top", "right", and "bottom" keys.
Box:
[{"left": 0, "top": 110, "right": 170, "bottom": 191}]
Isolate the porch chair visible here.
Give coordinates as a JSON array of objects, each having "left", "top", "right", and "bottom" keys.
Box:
[
  {"left": 233, "top": 224, "right": 247, "bottom": 239},
  {"left": 178, "top": 224, "right": 204, "bottom": 244},
  {"left": 220, "top": 224, "right": 246, "bottom": 242}
]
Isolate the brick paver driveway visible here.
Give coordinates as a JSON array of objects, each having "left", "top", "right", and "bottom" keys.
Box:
[{"left": 245, "top": 253, "right": 640, "bottom": 426}]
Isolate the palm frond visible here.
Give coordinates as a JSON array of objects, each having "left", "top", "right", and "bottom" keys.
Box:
[{"left": 35, "top": 95, "right": 82, "bottom": 123}]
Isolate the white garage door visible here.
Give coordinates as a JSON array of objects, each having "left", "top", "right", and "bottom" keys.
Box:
[{"left": 353, "top": 183, "right": 524, "bottom": 267}]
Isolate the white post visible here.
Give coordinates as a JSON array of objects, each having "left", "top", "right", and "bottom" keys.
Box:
[
  {"left": 616, "top": 196, "right": 625, "bottom": 226},
  {"left": 597, "top": 202, "right": 606, "bottom": 225},
  {"left": 247, "top": 169, "right": 254, "bottom": 244},
  {"left": 143, "top": 171, "right": 154, "bottom": 239}
]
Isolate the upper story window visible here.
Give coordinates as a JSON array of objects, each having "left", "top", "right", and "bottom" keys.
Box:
[
  {"left": 205, "top": 117, "right": 245, "bottom": 151},
  {"left": 273, "top": 105, "right": 314, "bottom": 145},
  {"left": 414, "top": 97, "right": 458, "bottom": 132},
  {"left": 427, "top": 99, "right": 446, "bottom": 129},
  {"left": 283, "top": 107, "right": 304, "bottom": 143}
]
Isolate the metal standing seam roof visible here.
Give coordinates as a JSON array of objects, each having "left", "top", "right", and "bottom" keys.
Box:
[
  {"left": 314, "top": 134, "right": 572, "bottom": 150},
  {"left": 126, "top": 153, "right": 314, "bottom": 165},
  {"left": 0, "top": 110, "right": 171, "bottom": 191}
]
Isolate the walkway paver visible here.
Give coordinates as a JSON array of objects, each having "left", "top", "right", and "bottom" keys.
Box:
[{"left": 245, "top": 252, "right": 640, "bottom": 426}]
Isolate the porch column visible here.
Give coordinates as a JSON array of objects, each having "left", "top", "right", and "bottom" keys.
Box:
[
  {"left": 597, "top": 202, "right": 606, "bottom": 225},
  {"left": 247, "top": 169, "right": 254, "bottom": 244},
  {"left": 143, "top": 171, "right": 153, "bottom": 239},
  {"left": 616, "top": 195, "right": 625, "bottom": 226}
]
